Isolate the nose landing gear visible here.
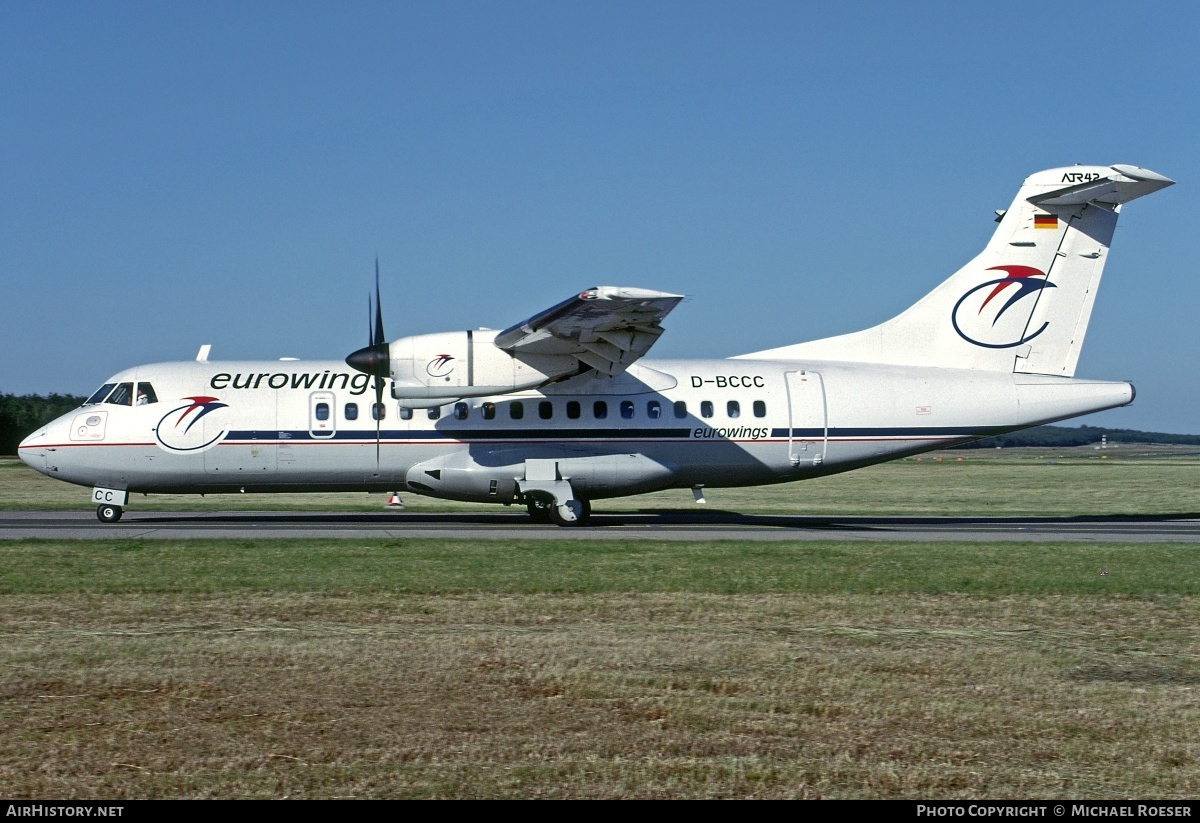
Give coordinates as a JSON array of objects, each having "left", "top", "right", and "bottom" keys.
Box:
[{"left": 96, "top": 504, "right": 123, "bottom": 523}]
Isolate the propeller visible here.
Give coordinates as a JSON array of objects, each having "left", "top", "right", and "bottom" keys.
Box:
[{"left": 346, "top": 258, "right": 391, "bottom": 469}]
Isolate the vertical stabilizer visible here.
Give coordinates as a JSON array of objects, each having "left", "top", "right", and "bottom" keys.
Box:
[{"left": 738, "top": 165, "right": 1173, "bottom": 375}]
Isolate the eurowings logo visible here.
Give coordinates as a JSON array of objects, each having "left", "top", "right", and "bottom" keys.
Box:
[
  {"left": 426, "top": 354, "right": 455, "bottom": 378},
  {"left": 951, "top": 265, "right": 1056, "bottom": 349},
  {"left": 154, "top": 396, "right": 230, "bottom": 453}
]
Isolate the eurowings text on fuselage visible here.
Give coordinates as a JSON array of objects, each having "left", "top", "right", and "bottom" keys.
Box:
[{"left": 18, "top": 165, "right": 1174, "bottom": 525}]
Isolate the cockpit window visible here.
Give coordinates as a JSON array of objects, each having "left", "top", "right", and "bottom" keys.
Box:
[
  {"left": 136, "top": 383, "right": 158, "bottom": 405},
  {"left": 85, "top": 383, "right": 117, "bottom": 405},
  {"left": 106, "top": 383, "right": 135, "bottom": 406}
]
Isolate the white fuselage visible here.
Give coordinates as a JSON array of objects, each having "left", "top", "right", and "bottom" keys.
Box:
[{"left": 18, "top": 356, "right": 1132, "bottom": 504}]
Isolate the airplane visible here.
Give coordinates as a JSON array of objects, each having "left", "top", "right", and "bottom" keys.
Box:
[{"left": 17, "top": 164, "right": 1174, "bottom": 526}]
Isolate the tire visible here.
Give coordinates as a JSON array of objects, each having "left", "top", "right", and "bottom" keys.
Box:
[
  {"left": 96, "top": 504, "right": 123, "bottom": 524},
  {"left": 526, "top": 498, "right": 553, "bottom": 523},
  {"left": 547, "top": 497, "right": 591, "bottom": 527}
]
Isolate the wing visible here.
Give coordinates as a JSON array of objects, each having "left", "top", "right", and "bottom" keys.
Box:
[{"left": 494, "top": 286, "right": 684, "bottom": 377}]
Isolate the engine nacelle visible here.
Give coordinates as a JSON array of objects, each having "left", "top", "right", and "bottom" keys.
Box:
[{"left": 387, "top": 330, "right": 576, "bottom": 402}]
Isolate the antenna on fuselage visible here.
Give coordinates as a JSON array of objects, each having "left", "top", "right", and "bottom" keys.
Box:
[{"left": 196, "top": 345, "right": 212, "bottom": 362}]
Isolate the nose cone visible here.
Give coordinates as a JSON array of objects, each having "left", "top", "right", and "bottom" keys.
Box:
[{"left": 17, "top": 428, "right": 48, "bottom": 474}]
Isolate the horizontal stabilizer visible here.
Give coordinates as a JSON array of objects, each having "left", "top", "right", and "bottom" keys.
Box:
[{"left": 1029, "top": 164, "right": 1175, "bottom": 207}]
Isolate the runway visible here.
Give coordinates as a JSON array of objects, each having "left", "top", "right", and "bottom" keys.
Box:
[{"left": 4, "top": 509, "right": 1200, "bottom": 542}]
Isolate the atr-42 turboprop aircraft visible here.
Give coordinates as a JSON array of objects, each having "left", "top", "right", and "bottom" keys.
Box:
[{"left": 19, "top": 164, "right": 1174, "bottom": 525}]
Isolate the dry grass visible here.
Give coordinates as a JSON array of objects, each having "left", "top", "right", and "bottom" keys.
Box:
[
  {"left": 4, "top": 450, "right": 1200, "bottom": 798},
  {"left": 2, "top": 591, "right": 1198, "bottom": 798}
]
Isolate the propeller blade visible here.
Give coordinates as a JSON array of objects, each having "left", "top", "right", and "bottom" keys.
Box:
[
  {"left": 374, "top": 257, "right": 385, "bottom": 349},
  {"left": 374, "top": 373, "right": 384, "bottom": 468},
  {"left": 348, "top": 258, "right": 391, "bottom": 472},
  {"left": 346, "top": 261, "right": 390, "bottom": 380}
]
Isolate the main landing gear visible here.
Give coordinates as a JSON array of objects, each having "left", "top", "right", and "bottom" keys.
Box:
[
  {"left": 96, "top": 504, "right": 123, "bottom": 523},
  {"left": 516, "top": 460, "right": 592, "bottom": 527},
  {"left": 525, "top": 493, "right": 591, "bottom": 527}
]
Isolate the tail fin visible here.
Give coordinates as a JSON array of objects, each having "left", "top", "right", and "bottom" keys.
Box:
[{"left": 738, "top": 164, "right": 1173, "bottom": 375}]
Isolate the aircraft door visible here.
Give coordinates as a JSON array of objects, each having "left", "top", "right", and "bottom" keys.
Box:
[
  {"left": 309, "top": 392, "right": 336, "bottom": 439},
  {"left": 784, "top": 370, "right": 827, "bottom": 467}
]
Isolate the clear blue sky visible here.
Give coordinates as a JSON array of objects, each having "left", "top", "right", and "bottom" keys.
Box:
[{"left": 3, "top": 1, "right": 1197, "bottom": 433}]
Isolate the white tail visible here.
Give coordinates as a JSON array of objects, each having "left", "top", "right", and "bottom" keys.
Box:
[{"left": 739, "top": 164, "right": 1173, "bottom": 375}]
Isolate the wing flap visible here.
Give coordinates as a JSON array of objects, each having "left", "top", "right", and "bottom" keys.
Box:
[{"left": 495, "top": 286, "right": 684, "bottom": 377}]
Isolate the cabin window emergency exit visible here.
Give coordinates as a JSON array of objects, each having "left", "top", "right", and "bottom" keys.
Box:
[{"left": 308, "top": 392, "right": 336, "bottom": 438}]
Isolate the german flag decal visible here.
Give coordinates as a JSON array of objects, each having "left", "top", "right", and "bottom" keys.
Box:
[{"left": 1034, "top": 214, "right": 1058, "bottom": 229}]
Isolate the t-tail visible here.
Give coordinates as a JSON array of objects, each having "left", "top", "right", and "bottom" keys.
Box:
[{"left": 739, "top": 164, "right": 1173, "bottom": 375}]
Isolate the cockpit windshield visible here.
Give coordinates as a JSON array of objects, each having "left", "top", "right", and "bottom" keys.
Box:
[
  {"left": 85, "top": 383, "right": 117, "bottom": 405},
  {"left": 82, "top": 381, "right": 158, "bottom": 406},
  {"left": 106, "top": 383, "right": 134, "bottom": 406}
]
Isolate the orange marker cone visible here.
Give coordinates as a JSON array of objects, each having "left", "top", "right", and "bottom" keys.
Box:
[{"left": 387, "top": 492, "right": 404, "bottom": 508}]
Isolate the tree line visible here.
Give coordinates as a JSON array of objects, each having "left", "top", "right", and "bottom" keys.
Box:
[
  {"left": 966, "top": 424, "right": 1200, "bottom": 449},
  {"left": 2, "top": 393, "right": 1199, "bottom": 455}
]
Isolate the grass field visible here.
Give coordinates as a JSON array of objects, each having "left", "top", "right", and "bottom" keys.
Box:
[{"left": 2, "top": 452, "right": 1199, "bottom": 798}]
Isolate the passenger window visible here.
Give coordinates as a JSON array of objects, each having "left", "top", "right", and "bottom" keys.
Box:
[
  {"left": 315, "top": 402, "right": 330, "bottom": 421},
  {"left": 673, "top": 400, "right": 687, "bottom": 418},
  {"left": 345, "top": 403, "right": 359, "bottom": 421},
  {"left": 567, "top": 401, "right": 581, "bottom": 419},
  {"left": 753, "top": 400, "right": 767, "bottom": 418},
  {"left": 728, "top": 400, "right": 740, "bottom": 418},
  {"left": 372, "top": 403, "right": 386, "bottom": 421},
  {"left": 454, "top": 402, "right": 469, "bottom": 420},
  {"left": 593, "top": 401, "right": 608, "bottom": 419},
  {"left": 620, "top": 400, "right": 635, "bottom": 419},
  {"left": 510, "top": 401, "right": 524, "bottom": 420},
  {"left": 539, "top": 401, "right": 553, "bottom": 420},
  {"left": 86, "top": 383, "right": 117, "bottom": 405},
  {"left": 647, "top": 400, "right": 661, "bottom": 419},
  {"left": 135, "top": 383, "right": 158, "bottom": 405},
  {"left": 427, "top": 406, "right": 441, "bottom": 420},
  {"left": 482, "top": 402, "right": 496, "bottom": 420},
  {"left": 399, "top": 406, "right": 413, "bottom": 420},
  {"left": 107, "top": 383, "right": 134, "bottom": 406},
  {"left": 701, "top": 401, "right": 713, "bottom": 419}
]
